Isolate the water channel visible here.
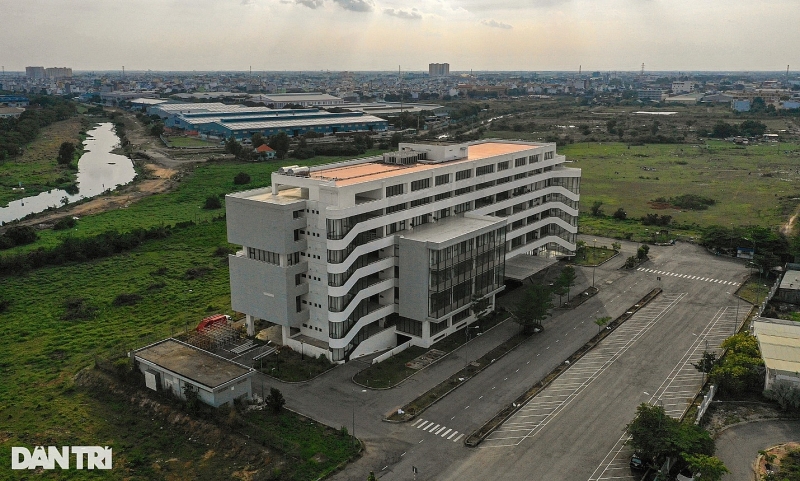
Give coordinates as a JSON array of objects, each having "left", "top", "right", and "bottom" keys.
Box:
[{"left": 0, "top": 122, "right": 136, "bottom": 224}]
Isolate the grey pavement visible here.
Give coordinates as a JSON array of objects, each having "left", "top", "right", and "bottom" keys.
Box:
[
  {"left": 256, "top": 238, "right": 753, "bottom": 481},
  {"left": 716, "top": 419, "right": 800, "bottom": 481}
]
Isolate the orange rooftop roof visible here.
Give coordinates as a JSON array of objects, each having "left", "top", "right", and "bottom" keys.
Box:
[{"left": 309, "top": 142, "right": 537, "bottom": 187}]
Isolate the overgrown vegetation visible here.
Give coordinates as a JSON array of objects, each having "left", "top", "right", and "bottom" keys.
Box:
[{"left": 0, "top": 95, "right": 76, "bottom": 161}]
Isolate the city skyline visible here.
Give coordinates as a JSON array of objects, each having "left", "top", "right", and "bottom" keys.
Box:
[{"left": 1, "top": 0, "right": 797, "bottom": 72}]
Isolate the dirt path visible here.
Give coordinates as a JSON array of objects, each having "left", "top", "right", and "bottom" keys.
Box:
[
  {"left": 13, "top": 163, "right": 177, "bottom": 228},
  {"left": 781, "top": 204, "right": 800, "bottom": 236}
]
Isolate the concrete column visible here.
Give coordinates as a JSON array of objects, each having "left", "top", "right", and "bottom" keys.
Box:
[
  {"left": 246, "top": 314, "right": 254, "bottom": 337},
  {"left": 272, "top": 184, "right": 278, "bottom": 195}
]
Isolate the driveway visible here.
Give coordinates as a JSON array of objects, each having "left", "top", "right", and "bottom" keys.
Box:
[{"left": 716, "top": 419, "right": 800, "bottom": 481}]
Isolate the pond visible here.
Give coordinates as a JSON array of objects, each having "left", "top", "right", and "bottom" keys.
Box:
[{"left": 0, "top": 123, "right": 136, "bottom": 224}]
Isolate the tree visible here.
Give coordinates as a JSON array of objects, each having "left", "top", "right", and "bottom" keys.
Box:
[
  {"left": 709, "top": 333, "right": 764, "bottom": 395},
  {"left": 739, "top": 120, "right": 767, "bottom": 137},
  {"left": 150, "top": 122, "right": 165, "bottom": 137},
  {"left": 367, "top": 472, "right": 377, "bottom": 481},
  {"left": 57, "top": 141, "right": 75, "bottom": 165},
  {"left": 594, "top": 316, "right": 611, "bottom": 333},
  {"left": 711, "top": 121, "right": 738, "bottom": 138},
  {"left": 268, "top": 132, "right": 290, "bottom": 159},
  {"left": 183, "top": 384, "right": 201, "bottom": 413},
  {"left": 265, "top": 387, "right": 286, "bottom": 414},
  {"left": 225, "top": 136, "right": 243, "bottom": 157},
  {"left": 576, "top": 240, "right": 587, "bottom": 259},
  {"left": 470, "top": 294, "right": 491, "bottom": 321},
  {"left": 251, "top": 132, "right": 266, "bottom": 148},
  {"left": 637, "top": 245, "right": 649, "bottom": 260},
  {"left": 681, "top": 453, "right": 729, "bottom": 481},
  {"left": 626, "top": 403, "right": 715, "bottom": 470},
  {"left": 512, "top": 284, "right": 553, "bottom": 334},
  {"left": 590, "top": 201, "right": 604, "bottom": 217},
  {"left": 557, "top": 266, "right": 577, "bottom": 301},
  {"left": 692, "top": 351, "right": 717, "bottom": 376},
  {"left": 612, "top": 208, "right": 627, "bottom": 220}
]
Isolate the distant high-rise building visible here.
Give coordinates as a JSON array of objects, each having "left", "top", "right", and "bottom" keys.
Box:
[
  {"left": 25, "top": 66, "right": 45, "bottom": 79},
  {"left": 429, "top": 63, "right": 450, "bottom": 77},
  {"left": 45, "top": 67, "right": 73, "bottom": 79}
]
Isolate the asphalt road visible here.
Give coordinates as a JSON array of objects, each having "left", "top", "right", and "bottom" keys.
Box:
[
  {"left": 716, "top": 420, "right": 800, "bottom": 481},
  {"left": 254, "top": 239, "right": 751, "bottom": 481}
]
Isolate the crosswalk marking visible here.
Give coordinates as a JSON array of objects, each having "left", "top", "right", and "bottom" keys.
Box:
[
  {"left": 637, "top": 268, "right": 739, "bottom": 286},
  {"left": 411, "top": 419, "right": 463, "bottom": 443}
]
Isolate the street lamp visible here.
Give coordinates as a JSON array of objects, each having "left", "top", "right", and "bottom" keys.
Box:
[{"left": 592, "top": 238, "right": 597, "bottom": 288}]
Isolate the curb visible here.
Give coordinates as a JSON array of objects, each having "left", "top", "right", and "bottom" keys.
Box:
[
  {"left": 382, "top": 324, "right": 530, "bottom": 423},
  {"left": 464, "top": 287, "right": 663, "bottom": 447},
  {"left": 351, "top": 316, "right": 510, "bottom": 391}
]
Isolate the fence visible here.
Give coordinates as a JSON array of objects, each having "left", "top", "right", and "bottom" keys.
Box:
[
  {"left": 694, "top": 384, "right": 716, "bottom": 424},
  {"left": 372, "top": 340, "right": 412, "bottom": 364}
]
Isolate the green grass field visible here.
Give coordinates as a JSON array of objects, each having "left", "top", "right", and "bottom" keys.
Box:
[
  {"left": 0, "top": 116, "right": 86, "bottom": 207},
  {"left": 560, "top": 141, "right": 800, "bottom": 229}
]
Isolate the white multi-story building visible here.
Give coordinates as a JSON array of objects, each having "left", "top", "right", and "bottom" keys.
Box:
[{"left": 226, "top": 140, "right": 580, "bottom": 362}]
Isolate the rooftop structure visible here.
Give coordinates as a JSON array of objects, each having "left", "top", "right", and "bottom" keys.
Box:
[
  {"left": 753, "top": 318, "right": 800, "bottom": 390},
  {"left": 133, "top": 338, "right": 255, "bottom": 407},
  {"left": 251, "top": 92, "right": 344, "bottom": 108},
  {"left": 429, "top": 63, "right": 450, "bottom": 77},
  {"left": 226, "top": 140, "right": 580, "bottom": 363}
]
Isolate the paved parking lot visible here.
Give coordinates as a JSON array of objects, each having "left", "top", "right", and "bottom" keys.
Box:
[{"left": 590, "top": 304, "right": 745, "bottom": 481}]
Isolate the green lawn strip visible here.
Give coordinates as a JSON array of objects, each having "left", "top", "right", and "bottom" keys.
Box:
[
  {"left": 2, "top": 150, "right": 386, "bottom": 255},
  {"left": 386, "top": 316, "right": 524, "bottom": 422},
  {"left": 572, "top": 245, "right": 616, "bottom": 266},
  {"left": 353, "top": 313, "right": 507, "bottom": 389},
  {"left": 737, "top": 276, "right": 772, "bottom": 306},
  {"left": 255, "top": 347, "right": 336, "bottom": 382},
  {"left": 464, "top": 288, "right": 662, "bottom": 446}
]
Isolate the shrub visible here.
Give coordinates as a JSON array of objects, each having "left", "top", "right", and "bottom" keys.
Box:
[
  {"left": 112, "top": 293, "right": 142, "bottom": 307},
  {"left": 203, "top": 196, "right": 222, "bottom": 209},
  {"left": 185, "top": 266, "right": 212, "bottom": 280},
  {"left": 62, "top": 297, "right": 97, "bottom": 321},
  {"left": 0, "top": 225, "right": 38, "bottom": 249},
  {"left": 233, "top": 172, "right": 251, "bottom": 185},
  {"left": 612, "top": 208, "right": 627, "bottom": 220},
  {"left": 266, "top": 387, "right": 286, "bottom": 414},
  {"left": 53, "top": 217, "right": 77, "bottom": 230}
]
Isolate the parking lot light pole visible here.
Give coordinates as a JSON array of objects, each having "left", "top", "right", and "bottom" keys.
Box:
[{"left": 592, "top": 239, "right": 597, "bottom": 287}]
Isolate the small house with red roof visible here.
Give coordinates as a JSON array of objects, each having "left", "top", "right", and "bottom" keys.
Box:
[{"left": 254, "top": 144, "right": 276, "bottom": 160}]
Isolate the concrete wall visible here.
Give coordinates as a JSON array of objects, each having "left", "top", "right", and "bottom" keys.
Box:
[
  {"left": 226, "top": 193, "right": 306, "bottom": 254},
  {"left": 228, "top": 254, "right": 309, "bottom": 327},
  {"left": 397, "top": 237, "right": 431, "bottom": 321}
]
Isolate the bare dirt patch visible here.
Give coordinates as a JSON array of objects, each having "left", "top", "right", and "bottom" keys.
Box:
[{"left": 757, "top": 442, "right": 800, "bottom": 479}]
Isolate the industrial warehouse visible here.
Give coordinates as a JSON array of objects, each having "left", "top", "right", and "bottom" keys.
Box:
[
  {"left": 225, "top": 140, "right": 581, "bottom": 362},
  {"left": 147, "top": 99, "right": 389, "bottom": 141}
]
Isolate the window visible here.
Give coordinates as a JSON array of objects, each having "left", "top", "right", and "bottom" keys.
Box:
[
  {"left": 411, "top": 178, "right": 431, "bottom": 191},
  {"left": 530, "top": 154, "right": 541, "bottom": 163},
  {"left": 396, "top": 317, "right": 422, "bottom": 337},
  {"left": 454, "top": 201, "right": 472, "bottom": 214},
  {"left": 476, "top": 164, "right": 494, "bottom": 176},
  {"left": 386, "top": 202, "right": 407, "bottom": 214},
  {"left": 386, "top": 183, "right": 404, "bottom": 197},
  {"left": 430, "top": 319, "right": 448, "bottom": 336},
  {"left": 435, "top": 191, "right": 452, "bottom": 201},
  {"left": 514, "top": 157, "right": 527, "bottom": 167},
  {"left": 454, "top": 186, "right": 472, "bottom": 196},
  {"left": 435, "top": 173, "right": 450, "bottom": 186},
  {"left": 410, "top": 196, "right": 432, "bottom": 207},
  {"left": 247, "top": 247, "right": 279, "bottom": 265},
  {"left": 497, "top": 161, "right": 509, "bottom": 171},
  {"left": 455, "top": 169, "right": 472, "bottom": 181},
  {"left": 544, "top": 150, "right": 554, "bottom": 160},
  {"left": 452, "top": 309, "right": 470, "bottom": 323}
]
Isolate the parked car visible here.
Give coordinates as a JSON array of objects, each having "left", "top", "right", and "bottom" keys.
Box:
[{"left": 630, "top": 453, "right": 646, "bottom": 470}]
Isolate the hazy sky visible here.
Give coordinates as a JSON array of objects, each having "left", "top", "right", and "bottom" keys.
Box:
[{"left": 1, "top": 0, "right": 797, "bottom": 72}]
